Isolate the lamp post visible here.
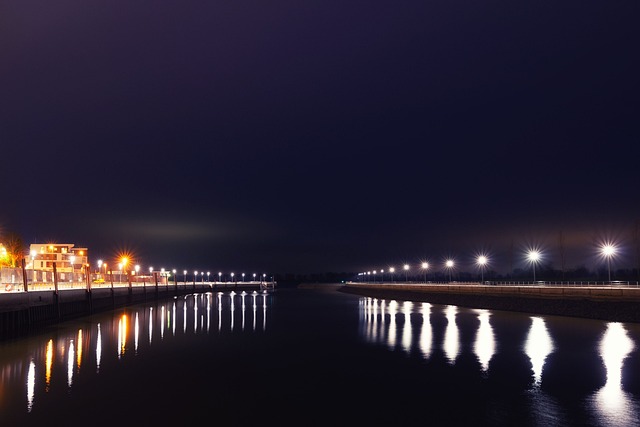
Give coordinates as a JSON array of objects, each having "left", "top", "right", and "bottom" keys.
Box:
[
  {"left": 173, "top": 269, "right": 177, "bottom": 286},
  {"left": 231, "top": 272, "right": 235, "bottom": 283},
  {"left": 527, "top": 250, "right": 541, "bottom": 282},
  {"left": 477, "top": 255, "right": 487, "bottom": 283},
  {"left": 421, "top": 262, "right": 429, "bottom": 283},
  {"left": 183, "top": 270, "right": 187, "bottom": 285},
  {"left": 403, "top": 264, "right": 409, "bottom": 282},
  {"left": 31, "top": 250, "right": 37, "bottom": 285},
  {"left": 242, "top": 273, "right": 245, "bottom": 282},
  {"left": 70, "top": 255, "right": 76, "bottom": 282},
  {"left": 389, "top": 267, "right": 395, "bottom": 283},
  {"left": 219, "top": 272, "right": 222, "bottom": 283},
  {"left": 380, "top": 269, "right": 384, "bottom": 284},
  {"left": 253, "top": 273, "right": 256, "bottom": 282},
  {"left": 601, "top": 244, "right": 616, "bottom": 284},
  {"left": 445, "top": 259, "right": 454, "bottom": 282}
]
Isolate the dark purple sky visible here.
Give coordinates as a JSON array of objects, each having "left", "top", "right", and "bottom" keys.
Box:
[{"left": 2, "top": 0, "right": 639, "bottom": 275}]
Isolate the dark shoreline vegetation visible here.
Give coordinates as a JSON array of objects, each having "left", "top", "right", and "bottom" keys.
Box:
[{"left": 336, "top": 285, "right": 640, "bottom": 324}]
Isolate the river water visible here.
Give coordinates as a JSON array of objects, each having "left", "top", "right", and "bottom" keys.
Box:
[{"left": 1, "top": 287, "right": 639, "bottom": 426}]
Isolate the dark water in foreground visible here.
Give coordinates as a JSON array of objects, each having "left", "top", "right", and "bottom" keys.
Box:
[{"left": 1, "top": 287, "right": 639, "bottom": 426}]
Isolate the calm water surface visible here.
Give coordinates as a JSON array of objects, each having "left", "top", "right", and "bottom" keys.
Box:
[{"left": 1, "top": 287, "right": 639, "bottom": 426}]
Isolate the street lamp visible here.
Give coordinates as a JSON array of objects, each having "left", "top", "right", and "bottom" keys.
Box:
[
  {"left": 421, "top": 262, "right": 429, "bottom": 283},
  {"left": 31, "top": 250, "right": 37, "bottom": 285},
  {"left": 527, "top": 250, "right": 541, "bottom": 282},
  {"left": 380, "top": 269, "right": 384, "bottom": 283},
  {"left": 253, "top": 273, "right": 256, "bottom": 282},
  {"left": 219, "top": 272, "right": 222, "bottom": 282},
  {"left": 97, "top": 259, "right": 103, "bottom": 276},
  {"left": 173, "top": 269, "right": 177, "bottom": 286},
  {"left": 601, "top": 244, "right": 617, "bottom": 283},
  {"left": 403, "top": 264, "right": 409, "bottom": 282},
  {"left": 445, "top": 259, "right": 454, "bottom": 282},
  {"left": 207, "top": 271, "right": 210, "bottom": 283},
  {"left": 389, "top": 267, "right": 395, "bottom": 282},
  {"left": 183, "top": 270, "right": 187, "bottom": 284},
  {"left": 477, "top": 255, "right": 488, "bottom": 283},
  {"left": 231, "top": 272, "right": 235, "bottom": 283},
  {"left": 373, "top": 270, "right": 377, "bottom": 283},
  {"left": 242, "top": 273, "right": 245, "bottom": 282}
]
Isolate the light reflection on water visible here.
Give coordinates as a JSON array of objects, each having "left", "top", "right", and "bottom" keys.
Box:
[
  {"left": 358, "top": 296, "right": 640, "bottom": 425},
  {"left": 591, "top": 322, "right": 638, "bottom": 427},
  {"left": 3, "top": 289, "right": 640, "bottom": 426},
  {"left": 0, "top": 290, "right": 270, "bottom": 418},
  {"left": 525, "top": 316, "right": 554, "bottom": 386},
  {"left": 474, "top": 309, "right": 495, "bottom": 373}
]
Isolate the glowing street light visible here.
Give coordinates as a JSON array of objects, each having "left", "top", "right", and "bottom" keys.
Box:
[
  {"left": 389, "top": 267, "right": 395, "bottom": 283},
  {"left": 477, "top": 255, "right": 488, "bottom": 283},
  {"left": 183, "top": 270, "right": 187, "bottom": 284},
  {"left": 31, "top": 250, "right": 37, "bottom": 284},
  {"left": 380, "top": 269, "right": 384, "bottom": 283},
  {"left": 172, "top": 269, "right": 177, "bottom": 286},
  {"left": 231, "top": 272, "right": 235, "bottom": 283},
  {"left": 207, "top": 271, "right": 211, "bottom": 283},
  {"left": 218, "top": 272, "right": 222, "bottom": 282},
  {"left": 242, "top": 273, "right": 245, "bottom": 282},
  {"left": 527, "top": 250, "right": 541, "bottom": 282},
  {"left": 403, "top": 264, "right": 409, "bottom": 282},
  {"left": 445, "top": 259, "right": 454, "bottom": 282},
  {"left": 253, "top": 273, "right": 256, "bottom": 282},
  {"left": 601, "top": 244, "right": 617, "bottom": 283},
  {"left": 421, "top": 262, "right": 429, "bottom": 283}
]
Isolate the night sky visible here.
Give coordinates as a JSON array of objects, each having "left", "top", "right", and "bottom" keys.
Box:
[{"left": 2, "top": 1, "right": 639, "bottom": 276}]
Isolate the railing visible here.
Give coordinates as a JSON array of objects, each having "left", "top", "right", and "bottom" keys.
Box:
[
  {"left": 0, "top": 267, "right": 275, "bottom": 293},
  {"left": 350, "top": 280, "right": 640, "bottom": 288}
]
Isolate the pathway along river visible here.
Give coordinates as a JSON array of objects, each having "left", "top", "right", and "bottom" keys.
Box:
[{"left": 1, "top": 287, "right": 639, "bottom": 426}]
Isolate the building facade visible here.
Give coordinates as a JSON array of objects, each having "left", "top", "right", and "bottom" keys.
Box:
[{"left": 29, "top": 244, "right": 88, "bottom": 274}]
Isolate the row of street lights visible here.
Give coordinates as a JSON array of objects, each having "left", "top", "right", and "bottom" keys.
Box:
[
  {"left": 95, "top": 259, "right": 268, "bottom": 284},
  {"left": 360, "top": 243, "right": 619, "bottom": 283}
]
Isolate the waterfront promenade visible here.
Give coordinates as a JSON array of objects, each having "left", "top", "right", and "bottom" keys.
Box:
[{"left": 340, "top": 281, "right": 640, "bottom": 323}]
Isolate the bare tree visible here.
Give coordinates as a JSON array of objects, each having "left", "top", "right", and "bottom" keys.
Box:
[{"left": 1, "top": 233, "right": 25, "bottom": 267}]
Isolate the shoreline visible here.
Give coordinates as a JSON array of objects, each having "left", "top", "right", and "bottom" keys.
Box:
[{"left": 337, "top": 283, "right": 640, "bottom": 323}]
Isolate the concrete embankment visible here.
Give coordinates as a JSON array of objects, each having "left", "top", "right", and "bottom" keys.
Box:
[{"left": 340, "top": 282, "right": 640, "bottom": 323}]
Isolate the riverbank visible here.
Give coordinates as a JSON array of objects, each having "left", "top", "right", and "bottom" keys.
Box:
[{"left": 338, "top": 282, "right": 640, "bottom": 323}]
